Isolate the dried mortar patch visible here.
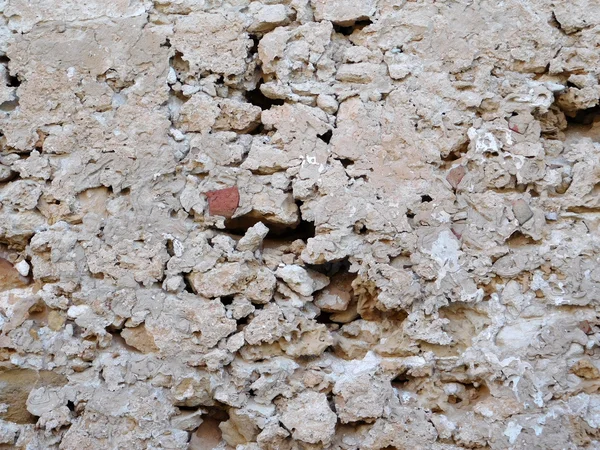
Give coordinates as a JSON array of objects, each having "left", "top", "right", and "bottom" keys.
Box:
[{"left": 0, "top": 0, "right": 600, "bottom": 449}]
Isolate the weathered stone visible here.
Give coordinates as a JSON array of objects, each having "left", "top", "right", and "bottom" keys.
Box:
[
  {"left": 121, "top": 324, "right": 159, "bottom": 354},
  {"left": 236, "top": 222, "right": 269, "bottom": 252},
  {"left": 279, "top": 391, "right": 337, "bottom": 445},
  {"left": 275, "top": 265, "right": 329, "bottom": 297},
  {"left": 512, "top": 199, "right": 534, "bottom": 224}
]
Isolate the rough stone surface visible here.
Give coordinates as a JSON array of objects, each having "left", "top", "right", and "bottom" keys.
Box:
[{"left": 1, "top": 0, "right": 600, "bottom": 449}]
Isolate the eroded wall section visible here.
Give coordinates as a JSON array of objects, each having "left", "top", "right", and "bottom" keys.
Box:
[{"left": 1, "top": 0, "right": 600, "bottom": 448}]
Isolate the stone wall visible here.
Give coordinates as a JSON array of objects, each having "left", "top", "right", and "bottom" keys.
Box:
[{"left": 1, "top": 0, "right": 600, "bottom": 448}]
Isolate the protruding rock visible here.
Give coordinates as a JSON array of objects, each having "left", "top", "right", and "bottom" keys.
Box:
[
  {"left": 311, "top": 0, "right": 376, "bottom": 25},
  {"left": 121, "top": 324, "right": 159, "bottom": 354},
  {"left": 275, "top": 265, "right": 329, "bottom": 297},
  {"left": 314, "top": 272, "right": 354, "bottom": 312},
  {"left": 279, "top": 391, "right": 337, "bottom": 445},
  {"left": 512, "top": 199, "right": 534, "bottom": 225},
  {"left": 237, "top": 222, "right": 269, "bottom": 252}
]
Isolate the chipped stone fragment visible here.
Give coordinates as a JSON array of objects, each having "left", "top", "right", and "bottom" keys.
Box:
[
  {"left": 275, "top": 264, "right": 329, "bottom": 297},
  {"left": 249, "top": 3, "right": 291, "bottom": 33},
  {"left": 311, "top": 0, "right": 376, "bottom": 25},
  {"left": 121, "top": 324, "right": 159, "bottom": 354},
  {"left": 237, "top": 222, "right": 269, "bottom": 252},
  {"left": 244, "top": 303, "right": 286, "bottom": 345},
  {"left": 314, "top": 272, "right": 354, "bottom": 312},
  {"left": 512, "top": 199, "right": 534, "bottom": 224},
  {"left": 279, "top": 391, "right": 337, "bottom": 445}
]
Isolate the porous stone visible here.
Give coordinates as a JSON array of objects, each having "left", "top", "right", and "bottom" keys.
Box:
[{"left": 1, "top": 0, "right": 599, "bottom": 448}]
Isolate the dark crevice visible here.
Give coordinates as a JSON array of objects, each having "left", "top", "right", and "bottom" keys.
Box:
[
  {"left": 421, "top": 194, "right": 433, "bottom": 203},
  {"left": 306, "top": 257, "right": 351, "bottom": 277},
  {"left": 333, "top": 19, "right": 373, "bottom": 36},
  {"left": 354, "top": 222, "right": 367, "bottom": 234},
  {"left": 224, "top": 200, "right": 315, "bottom": 240},
  {"left": 1, "top": 55, "right": 20, "bottom": 88},
  {"left": 278, "top": 420, "right": 293, "bottom": 435},
  {"left": 7, "top": 73, "right": 20, "bottom": 88},
  {"left": 236, "top": 315, "right": 251, "bottom": 328},
  {"left": 183, "top": 274, "right": 195, "bottom": 294},
  {"left": 565, "top": 105, "right": 600, "bottom": 125},
  {"left": 318, "top": 129, "right": 333, "bottom": 144},
  {"left": 248, "top": 123, "right": 265, "bottom": 135},
  {"left": 326, "top": 393, "right": 337, "bottom": 413},
  {"left": 315, "top": 310, "right": 335, "bottom": 325},
  {"left": 166, "top": 239, "right": 175, "bottom": 257},
  {"left": 219, "top": 295, "right": 235, "bottom": 306},
  {"left": 245, "top": 80, "right": 284, "bottom": 110},
  {"left": 337, "top": 158, "right": 354, "bottom": 168},
  {"left": 223, "top": 214, "right": 313, "bottom": 239},
  {"left": 248, "top": 34, "right": 260, "bottom": 55},
  {"left": 391, "top": 372, "right": 414, "bottom": 388},
  {"left": 279, "top": 216, "right": 315, "bottom": 241},
  {"left": 191, "top": 404, "right": 229, "bottom": 444},
  {"left": 441, "top": 141, "right": 468, "bottom": 165},
  {"left": 96, "top": 69, "right": 134, "bottom": 94},
  {"left": 170, "top": 50, "right": 190, "bottom": 83},
  {"left": 549, "top": 12, "right": 564, "bottom": 32},
  {"left": 177, "top": 405, "right": 203, "bottom": 412},
  {"left": 160, "top": 37, "right": 172, "bottom": 49}
]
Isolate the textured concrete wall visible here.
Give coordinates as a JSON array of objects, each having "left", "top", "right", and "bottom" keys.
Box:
[{"left": 1, "top": 0, "right": 600, "bottom": 448}]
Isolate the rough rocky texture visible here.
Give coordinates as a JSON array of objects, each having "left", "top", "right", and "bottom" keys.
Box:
[{"left": 1, "top": 0, "right": 600, "bottom": 449}]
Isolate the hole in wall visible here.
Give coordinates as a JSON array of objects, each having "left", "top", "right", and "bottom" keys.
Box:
[
  {"left": 188, "top": 405, "right": 229, "bottom": 449},
  {"left": 337, "top": 158, "right": 354, "bottom": 168},
  {"left": 248, "top": 34, "right": 260, "bottom": 55},
  {"left": 223, "top": 200, "right": 315, "bottom": 241},
  {"left": 183, "top": 274, "right": 195, "bottom": 294},
  {"left": 566, "top": 105, "right": 600, "bottom": 125},
  {"left": 219, "top": 295, "right": 235, "bottom": 306},
  {"left": 306, "top": 257, "right": 351, "bottom": 277},
  {"left": 332, "top": 19, "right": 373, "bottom": 36},
  {"left": 245, "top": 80, "right": 285, "bottom": 110},
  {"left": 318, "top": 129, "right": 333, "bottom": 144}
]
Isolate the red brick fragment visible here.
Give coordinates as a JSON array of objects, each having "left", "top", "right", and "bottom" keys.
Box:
[
  {"left": 451, "top": 223, "right": 466, "bottom": 240},
  {"left": 579, "top": 320, "right": 592, "bottom": 334},
  {"left": 446, "top": 166, "right": 466, "bottom": 190},
  {"left": 206, "top": 186, "right": 239, "bottom": 218}
]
